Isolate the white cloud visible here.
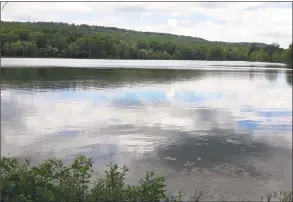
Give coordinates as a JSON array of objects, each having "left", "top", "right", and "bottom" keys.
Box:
[
  {"left": 167, "top": 19, "right": 177, "bottom": 27},
  {"left": 1, "top": 2, "right": 292, "bottom": 47},
  {"left": 54, "top": 2, "right": 93, "bottom": 13}
]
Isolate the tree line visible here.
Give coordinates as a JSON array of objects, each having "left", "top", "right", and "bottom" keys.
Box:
[{"left": 0, "top": 21, "right": 292, "bottom": 64}]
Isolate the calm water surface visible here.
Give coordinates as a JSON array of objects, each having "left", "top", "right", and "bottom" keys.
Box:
[{"left": 1, "top": 58, "right": 292, "bottom": 201}]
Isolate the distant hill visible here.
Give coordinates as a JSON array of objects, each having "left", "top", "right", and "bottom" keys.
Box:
[
  {"left": 1, "top": 21, "right": 268, "bottom": 47},
  {"left": 225, "top": 42, "right": 268, "bottom": 47},
  {"left": 0, "top": 21, "right": 288, "bottom": 63}
]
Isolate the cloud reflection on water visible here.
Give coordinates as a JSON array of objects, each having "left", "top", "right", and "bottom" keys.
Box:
[{"left": 1, "top": 67, "right": 292, "bottom": 200}]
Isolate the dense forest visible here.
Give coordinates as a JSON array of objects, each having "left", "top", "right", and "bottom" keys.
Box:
[{"left": 0, "top": 21, "right": 292, "bottom": 64}]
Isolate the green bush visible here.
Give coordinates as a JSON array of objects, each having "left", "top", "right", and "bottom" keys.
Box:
[
  {"left": 0, "top": 156, "right": 292, "bottom": 202},
  {"left": 0, "top": 156, "right": 167, "bottom": 202}
]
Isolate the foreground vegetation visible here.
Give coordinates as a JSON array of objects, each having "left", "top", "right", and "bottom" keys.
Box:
[
  {"left": 0, "top": 21, "right": 292, "bottom": 65},
  {"left": 0, "top": 156, "right": 292, "bottom": 202}
]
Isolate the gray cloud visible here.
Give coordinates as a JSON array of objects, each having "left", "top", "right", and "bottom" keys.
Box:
[{"left": 115, "top": 5, "right": 148, "bottom": 13}]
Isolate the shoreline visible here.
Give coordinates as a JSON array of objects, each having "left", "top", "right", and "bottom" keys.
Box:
[
  {"left": 0, "top": 56, "right": 288, "bottom": 64},
  {"left": 1, "top": 58, "right": 291, "bottom": 71}
]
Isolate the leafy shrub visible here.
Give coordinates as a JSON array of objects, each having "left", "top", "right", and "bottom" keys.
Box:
[
  {"left": 0, "top": 156, "right": 167, "bottom": 202},
  {"left": 0, "top": 156, "right": 291, "bottom": 202}
]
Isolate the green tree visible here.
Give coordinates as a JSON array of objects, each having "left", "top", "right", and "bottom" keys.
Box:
[
  {"left": 10, "top": 41, "right": 25, "bottom": 56},
  {"left": 287, "top": 43, "right": 292, "bottom": 66},
  {"left": 0, "top": 21, "right": 287, "bottom": 63},
  {"left": 250, "top": 50, "right": 269, "bottom": 62},
  {"left": 2, "top": 43, "right": 12, "bottom": 56},
  {"left": 22, "top": 41, "right": 38, "bottom": 57},
  {"left": 207, "top": 47, "right": 225, "bottom": 60},
  {"left": 67, "top": 41, "right": 80, "bottom": 58},
  {"left": 0, "top": 33, "right": 19, "bottom": 48},
  {"left": 172, "top": 49, "right": 183, "bottom": 60}
]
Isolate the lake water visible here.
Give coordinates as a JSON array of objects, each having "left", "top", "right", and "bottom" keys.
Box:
[{"left": 1, "top": 58, "right": 292, "bottom": 201}]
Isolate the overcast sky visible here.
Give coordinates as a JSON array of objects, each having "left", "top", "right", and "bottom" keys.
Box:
[{"left": 1, "top": 1, "right": 292, "bottom": 48}]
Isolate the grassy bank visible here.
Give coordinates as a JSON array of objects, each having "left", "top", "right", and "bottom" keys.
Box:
[{"left": 0, "top": 156, "right": 292, "bottom": 202}]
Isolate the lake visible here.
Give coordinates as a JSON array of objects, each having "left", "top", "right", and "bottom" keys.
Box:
[{"left": 1, "top": 58, "right": 292, "bottom": 201}]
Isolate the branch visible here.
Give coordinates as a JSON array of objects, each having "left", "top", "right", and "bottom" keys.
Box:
[{"left": 2, "top": 1, "right": 8, "bottom": 11}]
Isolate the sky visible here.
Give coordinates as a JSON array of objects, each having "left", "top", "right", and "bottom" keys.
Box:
[{"left": 1, "top": 1, "right": 292, "bottom": 48}]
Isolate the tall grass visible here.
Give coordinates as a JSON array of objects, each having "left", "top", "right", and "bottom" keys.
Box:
[{"left": 0, "top": 156, "right": 291, "bottom": 202}]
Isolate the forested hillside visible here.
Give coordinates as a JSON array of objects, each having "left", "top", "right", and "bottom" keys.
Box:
[{"left": 0, "top": 21, "right": 292, "bottom": 64}]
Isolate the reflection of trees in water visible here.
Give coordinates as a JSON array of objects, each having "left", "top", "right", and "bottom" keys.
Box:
[
  {"left": 203, "top": 69, "right": 265, "bottom": 81},
  {"left": 286, "top": 73, "right": 292, "bottom": 86},
  {"left": 264, "top": 69, "right": 279, "bottom": 82},
  {"left": 1, "top": 68, "right": 205, "bottom": 90},
  {"left": 249, "top": 70, "right": 255, "bottom": 80},
  {"left": 2, "top": 67, "right": 285, "bottom": 90}
]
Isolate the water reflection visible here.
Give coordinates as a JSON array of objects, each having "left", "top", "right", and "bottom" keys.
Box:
[
  {"left": 154, "top": 129, "right": 290, "bottom": 178},
  {"left": 264, "top": 69, "right": 279, "bottom": 82},
  {"left": 1, "top": 67, "right": 292, "bottom": 200},
  {"left": 1, "top": 68, "right": 204, "bottom": 90},
  {"left": 1, "top": 67, "right": 290, "bottom": 90},
  {"left": 286, "top": 72, "right": 292, "bottom": 86}
]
